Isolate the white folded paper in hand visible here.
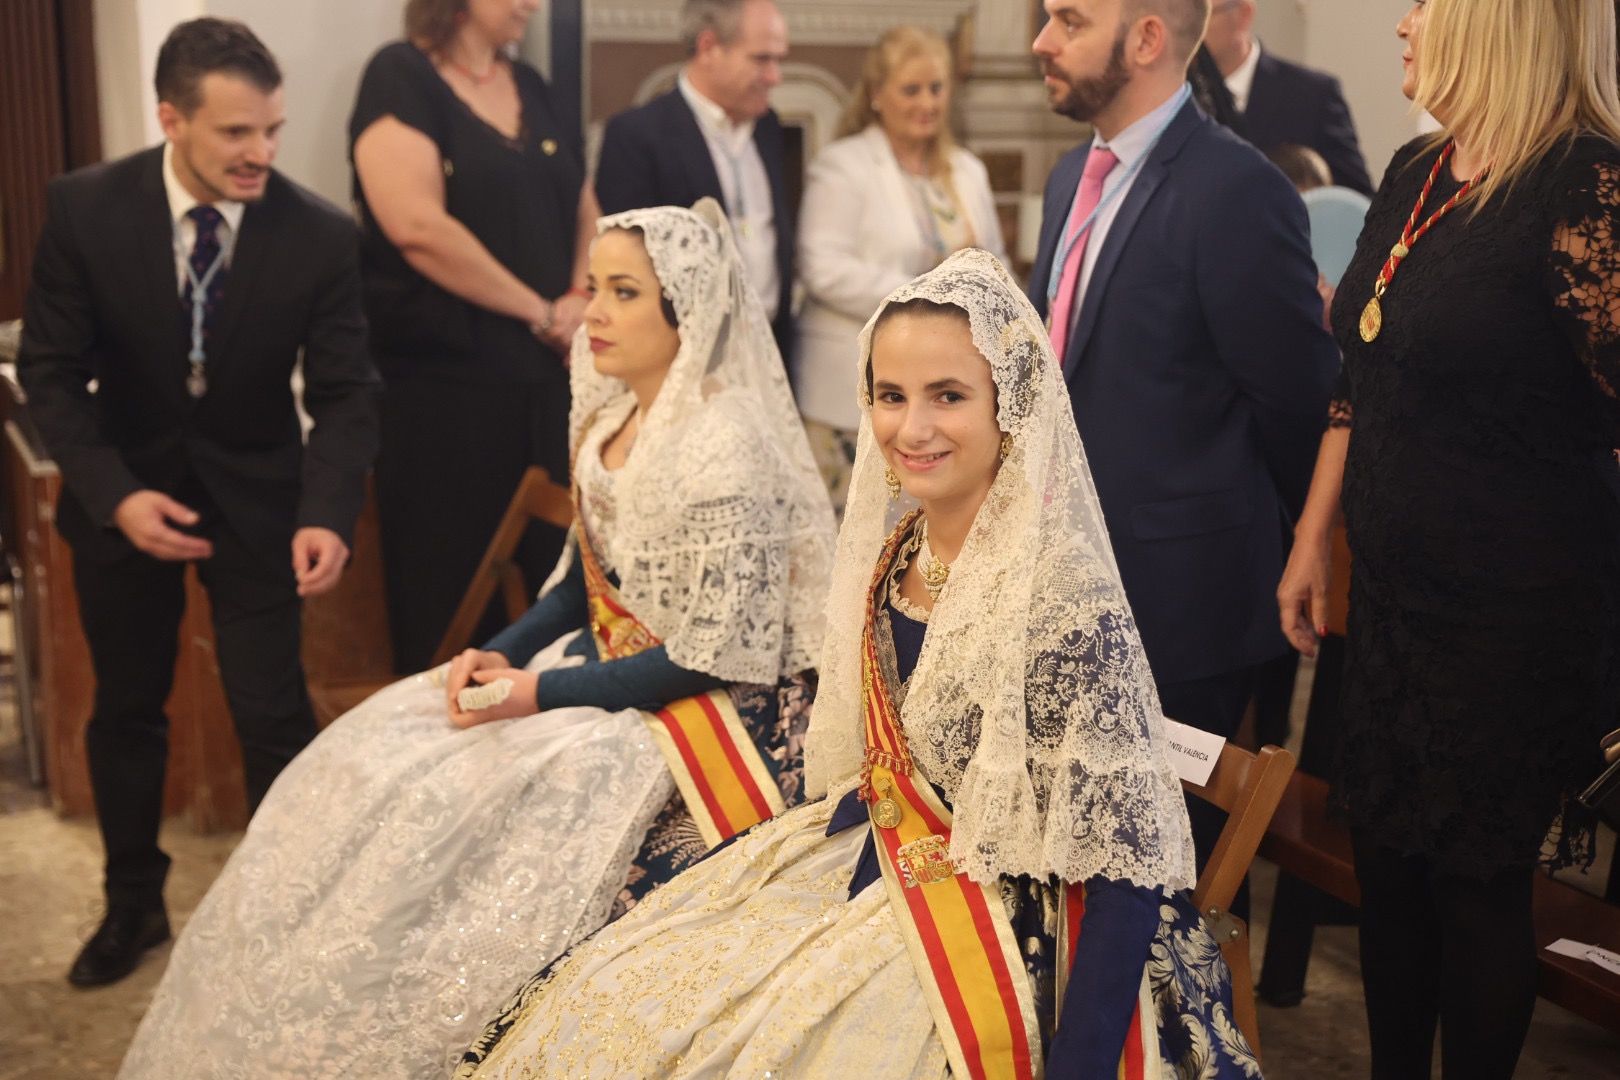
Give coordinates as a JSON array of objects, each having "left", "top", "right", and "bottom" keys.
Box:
[{"left": 456, "top": 677, "right": 514, "bottom": 713}]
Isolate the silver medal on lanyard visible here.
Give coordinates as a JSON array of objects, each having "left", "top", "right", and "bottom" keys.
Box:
[{"left": 177, "top": 230, "right": 228, "bottom": 398}]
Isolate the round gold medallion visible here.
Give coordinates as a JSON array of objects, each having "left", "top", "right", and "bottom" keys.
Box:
[
  {"left": 1359, "top": 296, "right": 1383, "bottom": 343},
  {"left": 541, "top": 138, "right": 558, "bottom": 156},
  {"left": 873, "top": 798, "right": 902, "bottom": 830}
]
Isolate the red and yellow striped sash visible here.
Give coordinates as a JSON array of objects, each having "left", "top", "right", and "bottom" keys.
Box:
[
  {"left": 860, "top": 514, "right": 1039, "bottom": 1080},
  {"left": 861, "top": 514, "right": 1159, "bottom": 1079},
  {"left": 574, "top": 508, "right": 784, "bottom": 846}
]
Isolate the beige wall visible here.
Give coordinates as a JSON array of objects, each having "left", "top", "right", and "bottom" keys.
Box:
[
  {"left": 1252, "top": 0, "right": 1424, "bottom": 187},
  {"left": 1299, "top": 0, "right": 1423, "bottom": 183},
  {"left": 94, "top": 0, "right": 435, "bottom": 206}
]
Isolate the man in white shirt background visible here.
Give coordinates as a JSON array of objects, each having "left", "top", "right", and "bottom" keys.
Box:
[
  {"left": 594, "top": 0, "right": 795, "bottom": 360},
  {"left": 1202, "top": 0, "right": 1373, "bottom": 194}
]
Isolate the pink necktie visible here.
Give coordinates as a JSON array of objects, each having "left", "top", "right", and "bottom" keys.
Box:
[{"left": 1048, "top": 146, "right": 1120, "bottom": 363}]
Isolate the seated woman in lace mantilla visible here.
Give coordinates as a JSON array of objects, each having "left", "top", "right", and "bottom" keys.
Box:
[
  {"left": 117, "top": 201, "right": 836, "bottom": 1079},
  {"left": 455, "top": 250, "right": 1260, "bottom": 1080}
]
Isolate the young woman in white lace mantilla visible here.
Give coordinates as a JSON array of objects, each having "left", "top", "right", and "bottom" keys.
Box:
[
  {"left": 453, "top": 250, "right": 1261, "bottom": 1079},
  {"left": 116, "top": 201, "right": 835, "bottom": 1080}
]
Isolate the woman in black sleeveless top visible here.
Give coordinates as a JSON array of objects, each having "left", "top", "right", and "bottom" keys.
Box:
[
  {"left": 1277, "top": 3, "right": 1620, "bottom": 1077},
  {"left": 350, "top": 0, "right": 598, "bottom": 672}
]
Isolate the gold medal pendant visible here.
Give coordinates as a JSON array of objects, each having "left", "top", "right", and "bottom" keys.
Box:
[
  {"left": 1359, "top": 296, "right": 1383, "bottom": 343},
  {"left": 872, "top": 776, "right": 902, "bottom": 830}
]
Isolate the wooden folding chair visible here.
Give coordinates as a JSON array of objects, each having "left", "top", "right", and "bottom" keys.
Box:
[
  {"left": 1182, "top": 740, "right": 1298, "bottom": 1063},
  {"left": 429, "top": 466, "right": 573, "bottom": 666}
]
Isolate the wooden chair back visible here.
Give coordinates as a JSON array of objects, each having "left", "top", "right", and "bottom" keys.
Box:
[
  {"left": 430, "top": 466, "right": 573, "bottom": 667},
  {"left": 1182, "top": 740, "right": 1298, "bottom": 1064}
]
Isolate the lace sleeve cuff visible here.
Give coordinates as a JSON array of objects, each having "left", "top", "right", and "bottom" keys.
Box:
[{"left": 1548, "top": 154, "right": 1620, "bottom": 406}]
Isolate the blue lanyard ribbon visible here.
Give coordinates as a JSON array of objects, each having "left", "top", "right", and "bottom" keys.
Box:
[
  {"left": 1045, "top": 83, "right": 1190, "bottom": 309},
  {"left": 174, "top": 222, "right": 229, "bottom": 367}
]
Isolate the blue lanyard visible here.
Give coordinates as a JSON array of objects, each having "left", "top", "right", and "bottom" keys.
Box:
[
  {"left": 174, "top": 225, "right": 229, "bottom": 366},
  {"left": 1045, "top": 83, "right": 1190, "bottom": 308}
]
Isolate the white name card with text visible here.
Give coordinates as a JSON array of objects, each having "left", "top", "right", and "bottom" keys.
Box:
[{"left": 1162, "top": 719, "right": 1226, "bottom": 787}]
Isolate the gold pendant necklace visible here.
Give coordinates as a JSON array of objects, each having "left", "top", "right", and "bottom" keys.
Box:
[
  {"left": 1361, "top": 143, "right": 1482, "bottom": 343},
  {"left": 917, "top": 518, "right": 951, "bottom": 601}
]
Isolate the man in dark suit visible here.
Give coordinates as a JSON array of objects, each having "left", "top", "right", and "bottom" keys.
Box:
[
  {"left": 18, "top": 18, "right": 380, "bottom": 986},
  {"left": 1204, "top": 0, "right": 1373, "bottom": 194},
  {"left": 594, "top": 0, "right": 795, "bottom": 357},
  {"left": 1029, "top": 0, "right": 1338, "bottom": 885}
]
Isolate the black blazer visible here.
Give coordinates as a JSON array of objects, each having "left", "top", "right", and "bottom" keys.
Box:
[
  {"left": 18, "top": 146, "right": 381, "bottom": 568},
  {"left": 1028, "top": 99, "right": 1339, "bottom": 685},
  {"left": 1244, "top": 51, "right": 1373, "bottom": 195},
  {"left": 595, "top": 89, "right": 795, "bottom": 358}
]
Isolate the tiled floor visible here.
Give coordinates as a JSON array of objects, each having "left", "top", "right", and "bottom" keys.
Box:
[{"left": 1, "top": 625, "right": 1617, "bottom": 1077}]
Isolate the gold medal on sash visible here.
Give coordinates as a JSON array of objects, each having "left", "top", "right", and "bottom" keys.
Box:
[{"left": 872, "top": 775, "right": 903, "bottom": 830}]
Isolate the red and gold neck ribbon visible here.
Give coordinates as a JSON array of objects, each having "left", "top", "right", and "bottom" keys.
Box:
[
  {"left": 1360, "top": 140, "right": 1484, "bottom": 343},
  {"left": 572, "top": 489, "right": 784, "bottom": 846}
]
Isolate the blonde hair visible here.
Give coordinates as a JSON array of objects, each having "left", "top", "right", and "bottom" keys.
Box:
[
  {"left": 836, "top": 26, "right": 958, "bottom": 183},
  {"left": 1415, "top": 0, "right": 1620, "bottom": 207}
]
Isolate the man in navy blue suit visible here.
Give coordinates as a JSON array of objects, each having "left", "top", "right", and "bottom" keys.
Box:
[
  {"left": 594, "top": 0, "right": 795, "bottom": 359},
  {"left": 1029, "top": 0, "right": 1338, "bottom": 883},
  {"left": 1203, "top": 0, "right": 1372, "bottom": 194}
]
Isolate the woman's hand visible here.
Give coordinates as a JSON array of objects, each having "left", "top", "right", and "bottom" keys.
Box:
[
  {"left": 1277, "top": 534, "right": 1332, "bottom": 658},
  {"left": 446, "top": 648, "right": 509, "bottom": 711},
  {"left": 1603, "top": 727, "right": 1620, "bottom": 765},
  {"left": 449, "top": 667, "right": 539, "bottom": 729},
  {"left": 548, "top": 292, "right": 588, "bottom": 352}
]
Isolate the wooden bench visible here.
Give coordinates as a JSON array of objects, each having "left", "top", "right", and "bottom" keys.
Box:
[{"left": 1258, "top": 769, "right": 1620, "bottom": 1034}]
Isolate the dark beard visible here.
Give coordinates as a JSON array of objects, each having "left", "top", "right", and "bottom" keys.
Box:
[{"left": 1047, "top": 33, "right": 1130, "bottom": 123}]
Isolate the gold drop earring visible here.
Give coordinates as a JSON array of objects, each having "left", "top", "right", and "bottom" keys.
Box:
[
  {"left": 884, "top": 464, "right": 902, "bottom": 500},
  {"left": 999, "top": 433, "right": 1013, "bottom": 461}
]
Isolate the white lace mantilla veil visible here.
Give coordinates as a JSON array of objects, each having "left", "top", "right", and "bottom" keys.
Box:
[
  {"left": 553, "top": 199, "right": 835, "bottom": 684},
  {"left": 803, "top": 248, "right": 1197, "bottom": 892}
]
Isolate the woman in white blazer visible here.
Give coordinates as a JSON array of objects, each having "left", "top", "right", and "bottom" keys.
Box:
[{"left": 795, "top": 26, "right": 1007, "bottom": 511}]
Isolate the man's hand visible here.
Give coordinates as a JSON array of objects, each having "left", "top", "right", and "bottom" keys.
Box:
[
  {"left": 291, "top": 527, "right": 349, "bottom": 598},
  {"left": 113, "top": 490, "right": 214, "bottom": 561}
]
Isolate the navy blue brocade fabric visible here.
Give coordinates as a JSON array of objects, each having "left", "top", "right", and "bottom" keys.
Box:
[{"left": 829, "top": 601, "right": 1252, "bottom": 1076}]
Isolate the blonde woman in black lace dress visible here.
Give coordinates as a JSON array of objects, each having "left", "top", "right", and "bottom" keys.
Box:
[{"left": 1276, "top": 2, "right": 1620, "bottom": 1077}]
